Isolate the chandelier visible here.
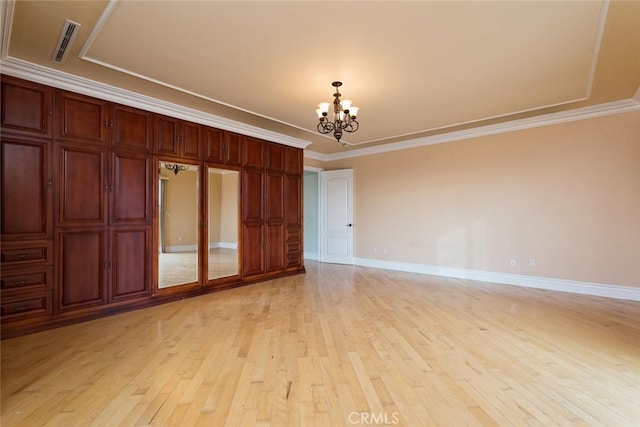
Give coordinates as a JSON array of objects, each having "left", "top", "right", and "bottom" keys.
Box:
[
  {"left": 165, "top": 163, "right": 189, "bottom": 175},
  {"left": 316, "top": 81, "right": 359, "bottom": 144}
]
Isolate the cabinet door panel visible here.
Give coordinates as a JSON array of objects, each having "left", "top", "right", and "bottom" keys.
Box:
[
  {"left": 242, "top": 137, "right": 264, "bottom": 169},
  {"left": 57, "top": 229, "right": 106, "bottom": 309},
  {"left": 242, "top": 170, "right": 264, "bottom": 221},
  {"left": 181, "top": 122, "right": 202, "bottom": 159},
  {"left": 241, "top": 223, "right": 263, "bottom": 276},
  {"left": 111, "top": 227, "right": 150, "bottom": 300},
  {"left": 1, "top": 76, "right": 53, "bottom": 138},
  {"left": 1, "top": 138, "right": 51, "bottom": 239},
  {"left": 284, "top": 146, "right": 302, "bottom": 176},
  {"left": 266, "top": 143, "right": 284, "bottom": 173},
  {"left": 154, "top": 115, "right": 179, "bottom": 155},
  {"left": 265, "top": 223, "right": 284, "bottom": 272},
  {"left": 284, "top": 175, "right": 301, "bottom": 227},
  {"left": 111, "top": 152, "right": 151, "bottom": 224},
  {"left": 56, "top": 91, "right": 108, "bottom": 144},
  {"left": 112, "top": 105, "right": 152, "bottom": 151},
  {"left": 266, "top": 172, "right": 284, "bottom": 223},
  {"left": 57, "top": 144, "right": 108, "bottom": 226},
  {"left": 204, "top": 127, "right": 223, "bottom": 163},
  {"left": 223, "top": 132, "right": 242, "bottom": 166}
]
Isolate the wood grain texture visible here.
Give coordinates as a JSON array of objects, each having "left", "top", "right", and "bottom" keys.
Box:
[{"left": 2, "top": 262, "right": 639, "bottom": 426}]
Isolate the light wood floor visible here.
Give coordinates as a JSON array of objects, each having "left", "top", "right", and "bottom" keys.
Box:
[{"left": 2, "top": 262, "right": 639, "bottom": 426}]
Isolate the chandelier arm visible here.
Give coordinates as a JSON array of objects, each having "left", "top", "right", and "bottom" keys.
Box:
[
  {"left": 317, "top": 121, "right": 334, "bottom": 134},
  {"left": 342, "top": 114, "right": 353, "bottom": 129}
]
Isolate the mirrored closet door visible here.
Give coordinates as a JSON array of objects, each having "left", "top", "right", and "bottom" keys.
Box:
[
  {"left": 157, "top": 160, "right": 200, "bottom": 288},
  {"left": 206, "top": 167, "right": 239, "bottom": 281}
]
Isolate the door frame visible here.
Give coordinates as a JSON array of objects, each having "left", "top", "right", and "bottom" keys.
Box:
[{"left": 303, "top": 166, "right": 322, "bottom": 261}]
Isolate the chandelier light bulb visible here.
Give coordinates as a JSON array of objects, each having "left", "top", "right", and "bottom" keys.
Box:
[
  {"left": 349, "top": 106, "right": 359, "bottom": 118},
  {"left": 340, "top": 99, "right": 352, "bottom": 111},
  {"left": 318, "top": 102, "right": 330, "bottom": 114}
]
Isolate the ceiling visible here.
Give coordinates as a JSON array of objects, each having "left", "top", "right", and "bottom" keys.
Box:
[{"left": 2, "top": 1, "right": 639, "bottom": 156}]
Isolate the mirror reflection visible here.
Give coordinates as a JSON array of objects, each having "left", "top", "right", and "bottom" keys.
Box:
[
  {"left": 158, "top": 161, "right": 199, "bottom": 288},
  {"left": 207, "top": 167, "right": 239, "bottom": 280}
]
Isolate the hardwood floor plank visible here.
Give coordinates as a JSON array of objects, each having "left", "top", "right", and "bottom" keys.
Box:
[{"left": 2, "top": 262, "right": 639, "bottom": 426}]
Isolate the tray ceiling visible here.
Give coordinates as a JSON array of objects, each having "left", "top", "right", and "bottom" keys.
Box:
[{"left": 3, "top": 1, "right": 639, "bottom": 155}]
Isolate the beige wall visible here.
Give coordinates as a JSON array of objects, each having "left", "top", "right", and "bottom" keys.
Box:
[
  {"left": 220, "top": 173, "right": 239, "bottom": 245},
  {"left": 208, "top": 170, "right": 239, "bottom": 246},
  {"left": 208, "top": 173, "right": 222, "bottom": 244},
  {"left": 163, "top": 167, "right": 199, "bottom": 249},
  {"left": 317, "top": 111, "right": 639, "bottom": 287}
]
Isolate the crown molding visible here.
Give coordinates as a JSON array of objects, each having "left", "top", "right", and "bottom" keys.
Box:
[
  {"left": 0, "top": 56, "right": 311, "bottom": 150},
  {"left": 306, "top": 97, "right": 640, "bottom": 162},
  {"left": 303, "top": 150, "right": 328, "bottom": 162},
  {"left": 2, "top": 55, "right": 636, "bottom": 160},
  {"left": 303, "top": 165, "right": 323, "bottom": 173}
]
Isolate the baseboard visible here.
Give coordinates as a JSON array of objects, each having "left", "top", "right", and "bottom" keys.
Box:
[
  {"left": 354, "top": 258, "right": 640, "bottom": 302},
  {"left": 165, "top": 244, "right": 197, "bottom": 253},
  {"left": 304, "top": 251, "right": 319, "bottom": 261},
  {"left": 209, "top": 242, "right": 238, "bottom": 250}
]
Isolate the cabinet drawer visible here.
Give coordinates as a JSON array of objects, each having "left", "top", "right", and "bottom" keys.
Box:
[
  {"left": 0, "top": 241, "right": 52, "bottom": 266},
  {"left": 286, "top": 242, "right": 301, "bottom": 254},
  {"left": 1, "top": 296, "right": 48, "bottom": 317},
  {"left": 286, "top": 252, "right": 302, "bottom": 268},
  {"left": 285, "top": 228, "right": 301, "bottom": 242},
  {"left": 1, "top": 270, "right": 49, "bottom": 290}
]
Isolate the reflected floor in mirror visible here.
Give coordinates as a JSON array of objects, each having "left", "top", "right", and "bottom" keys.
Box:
[
  {"left": 158, "top": 249, "right": 238, "bottom": 288},
  {"left": 207, "top": 248, "right": 239, "bottom": 279}
]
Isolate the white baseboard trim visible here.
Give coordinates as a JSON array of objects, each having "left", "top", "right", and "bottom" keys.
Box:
[
  {"left": 209, "top": 242, "right": 238, "bottom": 250},
  {"left": 354, "top": 258, "right": 640, "bottom": 302},
  {"left": 165, "top": 244, "right": 197, "bottom": 253},
  {"left": 304, "top": 251, "right": 319, "bottom": 261}
]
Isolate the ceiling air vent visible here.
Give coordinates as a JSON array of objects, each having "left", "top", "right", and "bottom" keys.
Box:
[{"left": 51, "top": 19, "right": 81, "bottom": 64}]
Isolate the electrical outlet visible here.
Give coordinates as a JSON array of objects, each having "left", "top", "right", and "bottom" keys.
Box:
[
  {"left": 510, "top": 259, "right": 516, "bottom": 267},
  {"left": 383, "top": 248, "right": 388, "bottom": 255},
  {"left": 529, "top": 259, "right": 536, "bottom": 267},
  {"left": 373, "top": 247, "right": 377, "bottom": 253}
]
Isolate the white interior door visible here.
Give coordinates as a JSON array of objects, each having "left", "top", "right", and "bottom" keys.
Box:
[{"left": 320, "top": 169, "right": 354, "bottom": 264}]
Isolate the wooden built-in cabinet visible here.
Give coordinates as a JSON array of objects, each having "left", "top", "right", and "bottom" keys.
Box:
[
  {"left": 54, "top": 89, "right": 154, "bottom": 312},
  {"left": 284, "top": 147, "right": 303, "bottom": 268},
  {"left": 0, "top": 136, "right": 53, "bottom": 240},
  {"left": 241, "top": 138, "right": 289, "bottom": 276},
  {"left": 0, "top": 75, "right": 304, "bottom": 338},
  {"left": 1, "top": 76, "right": 55, "bottom": 325},
  {"left": 0, "top": 240, "right": 53, "bottom": 320},
  {"left": 204, "top": 128, "right": 242, "bottom": 166},
  {"left": 155, "top": 115, "right": 202, "bottom": 159},
  {"left": 1, "top": 75, "right": 53, "bottom": 138}
]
